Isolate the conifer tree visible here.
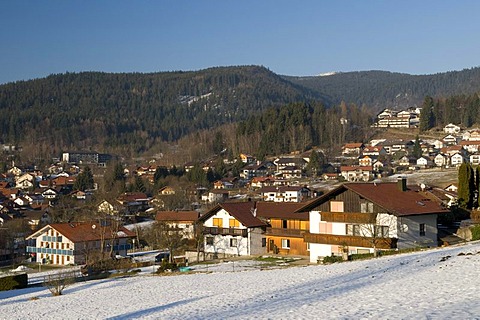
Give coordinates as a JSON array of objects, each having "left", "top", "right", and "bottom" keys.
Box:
[
  {"left": 458, "top": 163, "right": 475, "bottom": 209},
  {"left": 412, "top": 135, "right": 422, "bottom": 158}
]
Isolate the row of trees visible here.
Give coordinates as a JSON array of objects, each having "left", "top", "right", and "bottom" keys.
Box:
[
  {"left": 420, "top": 93, "right": 480, "bottom": 131},
  {"left": 235, "top": 101, "right": 373, "bottom": 159}
]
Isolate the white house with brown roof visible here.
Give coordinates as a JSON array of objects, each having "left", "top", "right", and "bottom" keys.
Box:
[
  {"left": 434, "top": 154, "right": 449, "bottom": 167},
  {"left": 26, "top": 221, "right": 135, "bottom": 265},
  {"left": 155, "top": 210, "right": 200, "bottom": 238},
  {"left": 460, "top": 140, "right": 480, "bottom": 154},
  {"left": 444, "top": 123, "right": 461, "bottom": 134},
  {"left": 463, "top": 129, "right": 480, "bottom": 141},
  {"left": 202, "top": 190, "right": 230, "bottom": 203},
  {"left": 450, "top": 153, "right": 466, "bottom": 167},
  {"left": 340, "top": 166, "right": 373, "bottom": 182},
  {"left": 342, "top": 143, "right": 365, "bottom": 156},
  {"left": 198, "top": 202, "right": 268, "bottom": 257},
  {"left": 442, "top": 134, "right": 459, "bottom": 146},
  {"left": 299, "top": 178, "right": 448, "bottom": 262},
  {"left": 258, "top": 186, "right": 311, "bottom": 203},
  {"left": 361, "top": 146, "right": 387, "bottom": 157}
]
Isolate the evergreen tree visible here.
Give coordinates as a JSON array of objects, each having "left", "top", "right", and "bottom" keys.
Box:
[
  {"left": 458, "top": 163, "right": 475, "bottom": 209},
  {"left": 412, "top": 135, "right": 422, "bottom": 158},
  {"left": 419, "top": 96, "right": 435, "bottom": 132},
  {"left": 186, "top": 164, "right": 208, "bottom": 186},
  {"left": 74, "top": 166, "right": 94, "bottom": 191},
  {"left": 133, "top": 175, "right": 147, "bottom": 193},
  {"left": 154, "top": 166, "right": 169, "bottom": 183},
  {"left": 306, "top": 150, "right": 321, "bottom": 177}
]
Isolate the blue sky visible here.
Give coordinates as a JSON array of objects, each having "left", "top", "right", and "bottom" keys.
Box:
[{"left": 1, "top": 1, "right": 480, "bottom": 84}]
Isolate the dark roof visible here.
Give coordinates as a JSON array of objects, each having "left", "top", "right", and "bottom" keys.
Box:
[
  {"left": 296, "top": 182, "right": 449, "bottom": 217},
  {"left": 199, "top": 202, "right": 267, "bottom": 228},
  {"left": 156, "top": 211, "right": 200, "bottom": 222},
  {"left": 255, "top": 202, "right": 308, "bottom": 220}
]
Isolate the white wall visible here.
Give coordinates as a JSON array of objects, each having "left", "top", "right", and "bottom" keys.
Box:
[
  {"left": 204, "top": 234, "right": 249, "bottom": 256},
  {"left": 309, "top": 243, "right": 334, "bottom": 263},
  {"left": 396, "top": 214, "right": 437, "bottom": 249},
  {"left": 309, "top": 211, "right": 321, "bottom": 233}
]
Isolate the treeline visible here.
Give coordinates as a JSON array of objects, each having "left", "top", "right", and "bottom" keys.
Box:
[
  {"left": 419, "top": 93, "right": 480, "bottom": 131},
  {"left": 286, "top": 67, "right": 480, "bottom": 112},
  {"left": 235, "top": 101, "right": 373, "bottom": 159},
  {"left": 0, "top": 66, "right": 319, "bottom": 156}
]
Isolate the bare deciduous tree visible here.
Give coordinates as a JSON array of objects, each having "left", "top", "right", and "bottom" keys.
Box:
[{"left": 44, "top": 270, "right": 77, "bottom": 296}]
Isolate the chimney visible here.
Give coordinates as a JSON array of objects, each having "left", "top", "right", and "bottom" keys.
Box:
[{"left": 397, "top": 177, "right": 407, "bottom": 192}]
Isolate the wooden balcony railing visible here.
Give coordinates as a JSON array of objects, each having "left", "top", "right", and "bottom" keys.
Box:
[
  {"left": 321, "top": 212, "right": 376, "bottom": 224},
  {"left": 203, "top": 227, "right": 248, "bottom": 237},
  {"left": 265, "top": 227, "right": 307, "bottom": 237},
  {"left": 304, "top": 232, "right": 397, "bottom": 249}
]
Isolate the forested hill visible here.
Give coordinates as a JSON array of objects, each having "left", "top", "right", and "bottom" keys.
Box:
[
  {"left": 2, "top": 64, "right": 480, "bottom": 158},
  {"left": 285, "top": 67, "right": 480, "bottom": 111},
  {"left": 0, "top": 66, "right": 321, "bottom": 154}
]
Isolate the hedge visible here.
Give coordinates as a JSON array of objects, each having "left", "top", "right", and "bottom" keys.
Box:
[{"left": 0, "top": 273, "right": 28, "bottom": 291}]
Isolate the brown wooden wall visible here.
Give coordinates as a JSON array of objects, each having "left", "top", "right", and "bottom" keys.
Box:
[
  {"left": 267, "top": 235, "right": 309, "bottom": 256},
  {"left": 316, "top": 189, "right": 383, "bottom": 213},
  {"left": 270, "top": 218, "right": 309, "bottom": 230}
]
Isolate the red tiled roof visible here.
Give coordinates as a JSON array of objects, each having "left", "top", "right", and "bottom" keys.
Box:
[
  {"left": 340, "top": 166, "right": 373, "bottom": 172},
  {"left": 117, "top": 192, "right": 149, "bottom": 202},
  {"left": 29, "top": 222, "right": 135, "bottom": 242},
  {"left": 460, "top": 140, "right": 480, "bottom": 146},
  {"left": 156, "top": 211, "right": 200, "bottom": 222},
  {"left": 343, "top": 143, "right": 364, "bottom": 149},
  {"left": 258, "top": 186, "right": 306, "bottom": 193}
]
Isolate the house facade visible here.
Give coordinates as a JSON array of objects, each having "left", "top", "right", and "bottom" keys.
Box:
[
  {"left": 258, "top": 186, "right": 311, "bottom": 203},
  {"left": 340, "top": 166, "right": 373, "bottom": 182},
  {"left": 298, "top": 178, "right": 448, "bottom": 263},
  {"left": 199, "top": 202, "right": 267, "bottom": 257},
  {"left": 26, "top": 221, "right": 135, "bottom": 266},
  {"left": 256, "top": 202, "right": 309, "bottom": 256},
  {"left": 155, "top": 211, "right": 200, "bottom": 239}
]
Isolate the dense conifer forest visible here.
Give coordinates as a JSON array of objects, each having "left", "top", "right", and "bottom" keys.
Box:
[
  {"left": 1, "top": 65, "right": 480, "bottom": 161},
  {"left": 286, "top": 67, "right": 480, "bottom": 111}
]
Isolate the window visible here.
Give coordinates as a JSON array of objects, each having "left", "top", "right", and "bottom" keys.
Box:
[
  {"left": 419, "top": 223, "right": 426, "bottom": 236},
  {"left": 346, "top": 224, "right": 361, "bottom": 236},
  {"left": 360, "top": 202, "right": 374, "bottom": 213},
  {"left": 374, "top": 226, "right": 389, "bottom": 238},
  {"left": 281, "top": 239, "right": 290, "bottom": 249},
  {"left": 229, "top": 219, "right": 239, "bottom": 228},
  {"left": 206, "top": 237, "right": 214, "bottom": 245},
  {"left": 262, "top": 238, "right": 266, "bottom": 247},
  {"left": 330, "top": 201, "right": 344, "bottom": 212},
  {"left": 230, "top": 238, "right": 238, "bottom": 247},
  {"left": 282, "top": 220, "right": 288, "bottom": 229},
  {"left": 213, "top": 218, "right": 223, "bottom": 227}
]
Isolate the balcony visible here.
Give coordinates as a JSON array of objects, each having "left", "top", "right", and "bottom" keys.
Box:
[
  {"left": 321, "top": 212, "right": 376, "bottom": 224},
  {"left": 304, "top": 233, "right": 397, "bottom": 249},
  {"left": 203, "top": 227, "right": 248, "bottom": 237},
  {"left": 266, "top": 227, "right": 306, "bottom": 237}
]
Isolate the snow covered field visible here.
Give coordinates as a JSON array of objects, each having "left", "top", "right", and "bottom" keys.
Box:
[{"left": 1, "top": 242, "right": 480, "bottom": 319}]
